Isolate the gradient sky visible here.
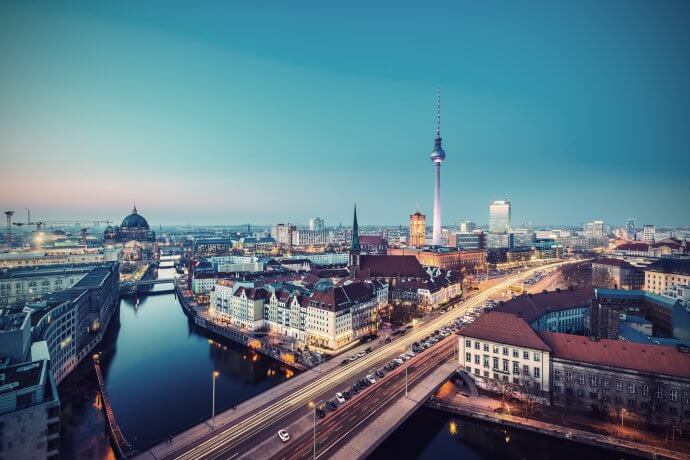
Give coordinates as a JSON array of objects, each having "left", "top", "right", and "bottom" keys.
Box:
[{"left": 1, "top": 1, "right": 689, "bottom": 227}]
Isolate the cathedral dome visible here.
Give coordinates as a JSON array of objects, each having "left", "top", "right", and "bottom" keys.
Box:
[{"left": 121, "top": 204, "right": 149, "bottom": 229}]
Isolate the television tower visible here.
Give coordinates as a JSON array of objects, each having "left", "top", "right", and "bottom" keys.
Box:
[{"left": 430, "top": 87, "right": 446, "bottom": 246}]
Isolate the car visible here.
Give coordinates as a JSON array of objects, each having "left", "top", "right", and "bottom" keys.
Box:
[
  {"left": 394, "top": 358, "right": 404, "bottom": 365},
  {"left": 349, "top": 355, "right": 358, "bottom": 362},
  {"left": 278, "top": 430, "right": 290, "bottom": 442},
  {"left": 335, "top": 392, "right": 346, "bottom": 404},
  {"left": 316, "top": 408, "right": 326, "bottom": 418},
  {"left": 341, "top": 359, "right": 349, "bottom": 366},
  {"left": 375, "top": 370, "right": 385, "bottom": 379},
  {"left": 440, "top": 309, "right": 446, "bottom": 313},
  {"left": 363, "top": 378, "right": 372, "bottom": 386},
  {"left": 326, "top": 401, "right": 337, "bottom": 412},
  {"left": 407, "top": 349, "right": 416, "bottom": 356},
  {"left": 366, "top": 347, "right": 373, "bottom": 353},
  {"left": 357, "top": 351, "right": 366, "bottom": 358},
  {"left": 343, "top": 391, "right": 352, "bottom": 400},
  {"left": 352, "top": 385, "right": 359, "bottom": 394},
  {"left": 385, "top": 337, "right": 392, "bottom": 343},
  {"left": 366, "top": 374, "right": 377, "bottom": 384}
]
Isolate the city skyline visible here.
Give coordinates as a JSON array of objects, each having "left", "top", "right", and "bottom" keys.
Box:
[{"left": 2, "top": 1, "right": 690, "bottom": 227}]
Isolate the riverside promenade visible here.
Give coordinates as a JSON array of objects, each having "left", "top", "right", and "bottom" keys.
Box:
[{"left": 427, "top": 382, "right": 690, "bottom": 460}]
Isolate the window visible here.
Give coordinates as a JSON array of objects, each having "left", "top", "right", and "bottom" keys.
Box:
[
  {"left": 493, "top": 357, "right": 499, "bottom": 369},
  {"left": 628, "top": 399, "right": 635, "bottom": 407},
  {"left": 603, "top": 378, "right": 609, "bottom": 390},
  {"left": 483, "top": 355, "right": 489, "bottom": 368},
  {"left": 657, "top": 387, "right": 664, "bottom": 399},
  {"left": 565, "top": 371, "right": 572, "bottom": 382},
  {"left": 523, "top": 351, "right": 529, "bottom": 360},
  {"left": 523, "top": 365, "right": 530, "bottom": 376},
  {"left": 628, "top": 382, "right": 635, "bottom": 394},
  {"left": 533, "top": 352, "right": 540, "bottom": 362},
  {"left": 554, "top": 385, "right": 561, "bottom": 393},
  {"left": 484, "top": 343, "right": 489, "bottom": 352},
  {"left": 554, "top": 370, "right": 562, "bottom": 381},
  {"left": 513, "top": 349, "right": 519, "bottom": 358},
  {"left": 465, "top": 352, "right": 471, "bottom": 363},
  {"left": 465, "top": 339, "right": 471, "bottom": 348},
  {"left": 577, "top": 374, "right": 585, "bottom": 385},
  {"left": 669, "top": 389, "right": 678, "bottom": 402},
  {"left": 474, "top": 355, "right": 480, "bottom": 365},
  {"left": 513, "top": 362, "right": 520, "bottom": 375},
  {"left": 502, "top": 347, "right": 509, "bottom": 356},
  {"left": 474, "top": 341, "right": 480, "bottom": 350},
  {"left": 616, "top": 381, "right": 622, "bottom": 392},
  {"left": 590, "top": 376, "right": 597, "bottom": 388},
  {"left": 492, "top": 345, "right": 499, "bottom": 354},
  {"left": 534, "top": 367, "right": 540, "bottom": 378},
  {"left": 503, "top": 359, "right": 509, "bottom": 372}
]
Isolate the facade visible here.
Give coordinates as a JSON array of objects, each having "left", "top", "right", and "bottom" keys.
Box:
[
  {"left": 387, "top": 247, "right": 485, "bottom": 271},
  {"left": 192, "top": 238, "right": 235, "bottom": 256},
  {"left": 207, "top": 255, "right": 265, "bottom": 273},
  {"left": 460, "top": 221, "right": 477, "bottom": 233},
  {"left": 0, "top": 360, "right": 60, "bottom": 460},
  {"left": 543, "top": 332, "right": 690, "bottom": 431},
  {"left": 0, "top": 264, "right": 101, "bottom": 306},
  {"left": 409, "top": 210, "right": 426, "bottom": 247},
  {"left": 104, "top": 205, "right": 156, "bottom": 242},
  {"left": 487, "top": 232, "right": 513, "bottom": 249},
  {"left": 583, "top": 220, "right": 605, "bottom": 239},
  {"left": 284, "top": 253, "right": 348, "bottom": 267},
  {"left": 591, "top": 258, "right": 645, "bottom": 290},
  {"left": 291, "top": 230, "right": 329, "bottom": 247},
  {"left": 449, "top": 232, "right": 481, "bottom": 250},
  {"left": 643, "top": 224, "right": 656, "bottom": 243},
  {"left": 626, "top": 219, "right": 635, "bottom": 240},
  {"left": 644, "top": 259, "right": 690, "bottom": 295},
  {"left": 494, "top": 288, "right": 591, "bottom": 334},
  {"left": 458, "top": 312, "right": 551, "bottom": 402},
  {"left": 489, "top": 200, "right": 511, "bottom": 233},
  {"left": 359, "top": 235, "right": 388, "bottom": 255},
  {"left": 271, "top": 224, "right": 297, "bottom": 247},
  {"left": 309, "top": 217, "right": 325, "bottom": 231},
  {"left": 0, "top": 247, "right": 121, "bottom": 269}
]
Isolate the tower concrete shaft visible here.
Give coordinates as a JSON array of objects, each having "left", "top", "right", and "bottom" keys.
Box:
[{"left": 432, "top": 163, "right": 442, "bottom": 245}]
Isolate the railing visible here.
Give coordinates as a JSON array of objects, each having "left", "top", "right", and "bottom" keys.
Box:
[{"left": 94, "top": 362, "right": 137, "bottom": 459}]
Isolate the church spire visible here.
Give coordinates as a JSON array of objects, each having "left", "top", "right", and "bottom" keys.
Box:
[
  {"left": 132, "top": 202, "right": 138, "bottom": 214},
  {"left": 351, "top": 203, "right": 360, "bottom": 252}
]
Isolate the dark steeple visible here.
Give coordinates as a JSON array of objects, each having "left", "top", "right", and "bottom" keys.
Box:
[
  {"left": 351, "top": 203, "right": 360, "bottom": 252},
  {"left": 349, "top": 203, "right": 361, "bottom": 269}
]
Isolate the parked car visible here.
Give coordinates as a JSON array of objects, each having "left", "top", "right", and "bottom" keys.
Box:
[
  {"left": 316, "top": 408, "right": 326, "bottom": 419},
  {"left": 366, "top": 374, "right": 377, "bottom": 384},
  {"left": 278, "top": 430, "right": 290, "bottom": 442},
  {"left": 394, "top": 358, "right": 404, "bottom": 365},
  {"left": 341, "top": 359, "right": 349, "bottom": 366},
  {"left": 343, "top": 391, "right": 352, "bottom": 400},
  {"left": 326, "top": 401, "right": 337, "bottom": 412},
  {"left": 375, "top": 370, "right": 385, "bottom": 379},
  {"left": 335, "top": 392, "right": 346, "bottom": 404}
]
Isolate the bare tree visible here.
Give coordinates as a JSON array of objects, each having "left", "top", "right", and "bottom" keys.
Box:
[{"left": 591, "top": 265, "right": 616, "bottom": 289}]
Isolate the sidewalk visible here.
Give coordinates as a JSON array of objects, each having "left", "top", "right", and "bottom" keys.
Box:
[{"left": 429, "top": 382, "right": 690, "bottom": 460}]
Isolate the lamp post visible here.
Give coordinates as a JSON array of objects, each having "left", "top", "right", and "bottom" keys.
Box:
[
  {"left": 212, "top": 371, "right": 220, "bottom": 429},
  {"left": 310, "top": 400, "right": 323, "bottom": 459},
  {"left": 621, "top": 408, "right": 626, "bottom": 427}
]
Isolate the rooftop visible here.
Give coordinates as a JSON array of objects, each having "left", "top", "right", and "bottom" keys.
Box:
[
  {"left": 0, "top": 360, "right": 45, "bottom": 396},
  {"left": 358, "top": 255, "right": 427, "bottom": 279},
  {"left": 538, "top": 331, "right": 690, "bottom": 380},
  {"left": 494, "top": 287, "right": 591, "bottom": 323},
  {"left": 458, "top": 311, "right": 551, "bottom": 351},
  {"left": 645, "top": 258, "right": 690, "bottom": 276},
  {"left": 594, "top": 288, "right": 679, "bottom": 310}
]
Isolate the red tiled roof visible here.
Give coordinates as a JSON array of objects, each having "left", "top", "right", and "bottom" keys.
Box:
[
  {"left": 310, "top": 281, "right": 374, "bottom": 312},
  {"left": 359, "top": 255, "right": 427, "bottom": 278},
  {"left": 592, "top": 257, "right": 632, "bottom": 268},
  {"left": 359, "top": 235, "right": 387, "bottom": 245},
  {"left": 494, "top": 288, "right": 592, "bottom": 323},
  {"left": 615, "top": 242, "right": 649, "bottom": 251},
  {"left": 458, "top": 312, "right": 551, "bottom": 351},
  {"left": 538, "top": 332, "right": 690, "bottom": 380}
]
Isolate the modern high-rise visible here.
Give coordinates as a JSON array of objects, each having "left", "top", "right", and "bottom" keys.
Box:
[
  {"left": 309, "top": 217, "right": 324, "bottom": 231},
  {"left": 626, "top": 219, "right": 635, "bottom": 240},
  {"left": 584, "top": 220, "right": 605, "bottom": 239},
  {"left": 460, "top": 221, "right": 476, "bottom": 233},
  {"left": 489, "top": 200, "right": 511, "bottom": 233},
  {"left": 409, "top": 209, "right": 426, "bottom": 247},
  {"left": 643, "top": 224, "right": 655, "bottom": 243},
  {"left": 429, "top": 87, "right": 446, "bottom": 246}
]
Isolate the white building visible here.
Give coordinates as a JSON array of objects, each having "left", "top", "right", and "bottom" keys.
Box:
[
  {"left": 309, "top": 217, "right": 325, "bottom": 231},
  {"left": 489, "top": 200, "right": 511, "bottom": 233},
  {"left": 291, "top": 230, "right": 329, "bottom": 246},
  {"left": 643, "top": 224, "right": 656, "bottom": 243},
  {"left": 0, "top": 247, "right": 121, "bottom": 269}
]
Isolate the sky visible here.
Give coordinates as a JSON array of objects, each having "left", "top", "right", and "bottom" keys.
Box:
[{"left": 1, "top": 1, "right": 689, "bottom": 227}]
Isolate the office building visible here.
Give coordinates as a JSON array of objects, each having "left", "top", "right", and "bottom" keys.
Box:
[
  {"left": 644, "top": 259, "right": 690, "bottom": 295},
  {"left": 460, "top": 221, "right": 476, "bottom": 233},
  {"left": 583, "top": 220, "right": 605, "bottom": 239},
  {"left": 626, "top": 219, "right": 635, "bottom": 240},
  {"left": 643, "top": 224, "right": 656, "bottom": 243},
  {"left": 309, "top": 217, "right": 324, "bottom": 231},
  {"left": 409, "top": 210, "right": 426, "bottom": 247},
  {"left": 489, "top": 200, "right": 511, "bottom": 233},
  {"left": 271, "top": 223, "right": 297, "bottom": 247}
]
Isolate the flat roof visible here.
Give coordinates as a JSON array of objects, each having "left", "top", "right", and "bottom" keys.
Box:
[{"left": 0, "top": 360, "right": 44, "bottom": 395}]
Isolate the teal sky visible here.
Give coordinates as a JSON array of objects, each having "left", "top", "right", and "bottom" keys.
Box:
[{"left": 1, "top": 1, "right": 689, "bottom": 227}]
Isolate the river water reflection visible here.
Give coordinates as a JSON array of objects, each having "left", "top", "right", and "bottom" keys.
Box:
[{"left": 59, "top": 266, "right": 291, "bottom": 459}]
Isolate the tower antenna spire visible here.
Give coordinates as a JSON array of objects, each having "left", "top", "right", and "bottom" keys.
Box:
[{"left": 436, "top": 86, "right": 441, "bottom": 140}]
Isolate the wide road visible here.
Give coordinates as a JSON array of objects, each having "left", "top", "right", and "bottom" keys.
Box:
[
  {"left": 167, "top": 261, "right": 576, "bottom": 460},
  {"left": 270, "top": 339, "right": 455, "bottom": 460}
]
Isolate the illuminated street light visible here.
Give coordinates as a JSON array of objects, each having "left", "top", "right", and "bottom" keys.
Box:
[{"left": 211, "top": 371, "right": 220, "bottom": 429}]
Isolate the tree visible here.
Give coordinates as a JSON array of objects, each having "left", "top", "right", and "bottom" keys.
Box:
[{"left": 591, "top": 265, "right": 616, "bottom": 289}]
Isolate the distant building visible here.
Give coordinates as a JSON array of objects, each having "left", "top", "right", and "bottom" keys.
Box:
[
  {"left": 0, "top": 247, "right": 121, "bottom": 269},
  {"left": 103, "top": 204, "right": 156, "bottom": 242},
  {"left": 359, "top": 235, "right": 388, "bottom": 255},
  {"left": 626, "top": 219, "right": 635, "bottom": 240},
  {"left": 591, "top": 258, "right": 645, "bottom": 290},
  {"left": 644, "top": 259, "right": 690, "bottom": 295},
  {"left": 583, "top": 220, "right": 605, "bottom": 239},
  {"left": 449, "top": 232, "right": 481, "bottom": 250},
  {"left": 460, "top": 221, "right": 477, "bottom": 233},
  {"left": 487, "top": 232, "right": 513, "bottom": 249},
  {"left": 643, "top": 224, "right": 656, "bottom": 243},
  {"left": 309, "top": 217, "right": 324, "bottom": 231},
  {"left": 271, "top": 223, "right": 297, "bottom": 247},
  {"left": 291, "top": 229, "right": 328, "bottom": 246},
  {"left": 489, "top": 200, "right": 511, "bottom": 233},
  {"left": 409, "top": 210, "right": 426, "bottom": 247},
  {"left": 192, "top": 238, "right": 236, "bottom": 256},
  {"left": 387, "top": 247, "right": 485, "bottom": 272}
]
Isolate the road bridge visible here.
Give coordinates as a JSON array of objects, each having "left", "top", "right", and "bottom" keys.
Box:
[{"left": 135, "top": 261, "right": 579, "bottom": 460}]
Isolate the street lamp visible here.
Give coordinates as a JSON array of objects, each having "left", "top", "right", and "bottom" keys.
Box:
[
  {"left": 310, "top": 400, "right": 323, "bottom": 459},
  {"left": 211, "top": 371, "right": 220, "bottom": 429},
  {"left": 621, "top": 408, "right": 626, "bottom": 427}
]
